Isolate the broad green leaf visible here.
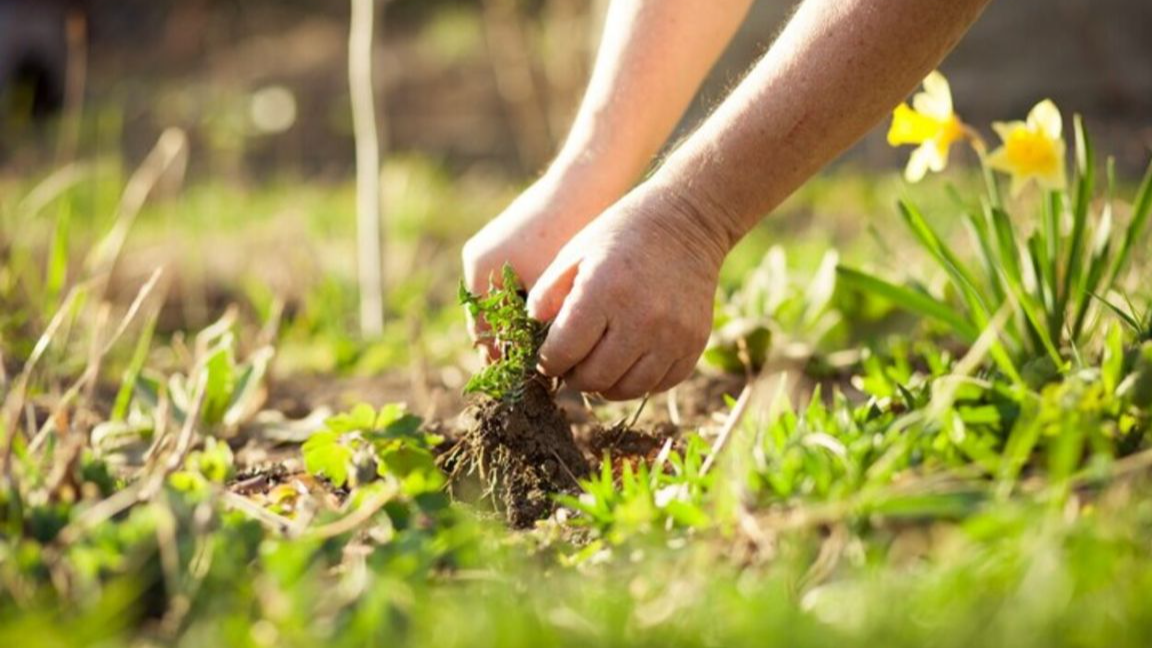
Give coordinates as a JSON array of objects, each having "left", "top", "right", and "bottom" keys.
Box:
[{"left": 303, "top": 431, "right": 353, "bottom": 488}]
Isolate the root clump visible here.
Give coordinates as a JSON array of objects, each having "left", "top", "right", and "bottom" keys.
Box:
[{"left": 458, "top": 378, "right": 588, "bottom": 528}]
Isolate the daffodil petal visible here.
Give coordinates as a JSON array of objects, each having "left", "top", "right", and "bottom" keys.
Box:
[
  {"left": 914, "top": 71, "right": 953, "bottom": 119},
  {"left": 913, "top": 94, "right": 947, "bottom": 123},
  {"left": 991, "top": 121, "right": 1024, "bottom": 144},
  {"left": 1039, "top": 140, "right": 1068, "bottom": 190},
  {"left": 985, "top": 146, "right": 1012, "bottom": 174},
  {"left": 889, "top": 104, "right": 938, "bottom": 146},
  {"left": 1028, "top": 99, "right": 1063, "bottom": 140},
  {"left": 927, "top": 143, "right": 947, "bottom": 173},
  {"left": 905, "top": 143, "right": 939, "bottom": 183}
]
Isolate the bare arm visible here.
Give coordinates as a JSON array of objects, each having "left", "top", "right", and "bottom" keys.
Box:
[
  {"left": 554, "top": 0, "right": 756, "bottom": 200},
  {"left": 654, "top": 0, "right": 992, "bottom": 253},
  {"left": 529, "top": 0, "right": 993, "bottom": 400},
  {"left": 463, "top": 0, "right": 753, "bottom": 315}
]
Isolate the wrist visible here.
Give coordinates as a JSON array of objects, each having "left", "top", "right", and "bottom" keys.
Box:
[
  {"left": 627, "top": 179, "right": 734, "bottom": 274},
  {"left": 641, "top": 169, "right": 745, "bottom": 266},
  {"left": 534, "top": 151, "right": 640, "bottom": 235}
]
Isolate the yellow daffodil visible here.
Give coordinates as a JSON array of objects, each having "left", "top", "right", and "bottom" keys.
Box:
[
  {"left": 986, "top": 99, "right": 1067, "bottom": 197},
  {"left": 888, "top": 71, "right": 966, "bottom": 183}
]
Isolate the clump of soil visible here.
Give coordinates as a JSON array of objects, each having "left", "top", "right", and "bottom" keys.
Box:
[
  {"left": 584, "top": 421, "right": 679, "bottom": 466},
  {"left": 453, "top": 377, "right": 588, "bottom": 528}
]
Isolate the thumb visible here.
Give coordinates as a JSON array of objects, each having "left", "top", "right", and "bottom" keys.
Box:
[{"left": 527, "top": 256, "right": 580, "bottom": 323}]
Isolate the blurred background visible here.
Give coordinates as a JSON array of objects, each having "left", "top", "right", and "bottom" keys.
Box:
[
  {"left": 3, "top": 0, "right": 1150, "bottom": 176},
  {"left": 1, "top": 0, "right": 1151, "bottom": 396}
]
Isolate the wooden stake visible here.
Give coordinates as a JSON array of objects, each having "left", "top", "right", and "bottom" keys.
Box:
[{"left": 350, "top": 0, "right": 385, "bottom": 337}]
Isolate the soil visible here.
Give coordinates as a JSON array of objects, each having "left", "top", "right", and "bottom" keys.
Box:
[
  {"left": 451, "top": 376, "right": 589, "bottom": 529},
  {"left": 583, "top": 421, "right": 679, "bottom": 467},
  {"left": 253, "top": 368, "right": 750, "bottom": 528}
]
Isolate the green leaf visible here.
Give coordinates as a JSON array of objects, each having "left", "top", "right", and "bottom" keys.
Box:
[
  {"left": 964, "top": 208, "right": 1007, "bottom": 305},
  {"left": 303, "top": 431, "right": 353, "bottom": 488},
  {"left": 327, "top": 403, "right": 378, "bottom": 434},
  {"left": 112, "top": 311, "right": 159, "bottom": 422},
  {"left": 1063, "top": 115, "right": 1095, "bottom": 313},
  {"left": 989, "top": 206, "right": 1024, "bottom": 289},
  {"left": 837, "top": 266, "right": 979, "bottom": 342},
  {"left": 897, "top": 200, "right": 990, "bottom": 322},
  {"left": 1102, "top": 322, "right": 1125, "bottom": 394},
  {"left": 867, "top": 490, "right": 986, "bottom": 520},
  {"left": 1108, "top": 156, "right": 1152, "bottom": 286},
  {"left": 1118, "top": 342, "right": 1152, "bottom": 409},
  {"left": 662, "top": 500, "right": 710, "bottom": 528},
  {"left": 200, "top": 338, "right": 238, "bottom": 427},
  {"left": 998, "top": 401, "right": 1042, "bottom": 489},
  {"left": 459, "top": 264, "right": 544, "bottom": 401},
  {"left": 378, "top": 446, "right": 441, "bottom": 484}
]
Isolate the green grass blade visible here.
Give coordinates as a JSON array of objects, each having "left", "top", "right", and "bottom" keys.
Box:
[
  {"left": 990, "top": 207, "right": 1024, "bottom": 288},
  {"left": 837, "top": 266, "right": 979, "bottom": 342},
  {"left": 1062, "top": 115, "right": 1095, "bottom": 314},
  {"left": 1092, "top": 291, "right": 1142, "bottom": 334},
  {"left": 111, "top": 309, "right": 160, "bottom": 422},
  {"left": 980, "top": 155, "right": 1005, "bottom": 211},
  {"left": 964, "top": 209, "right": 1007, "bottom": 306},
  {"left": 1072, "top": 164, "right": 1116, "bottom": 339},
  {"left": 1074, "top": 244, "right": 1112, "bottom": 339},
  {"left": 1108, "top": 156, "right": 1152, "bottom": 286},
  {"left": 1042, "top": 191, "right": 1063, "bottom": 297},
  {"left": 898, "top": 200, "right": 991, "bottom": 323},
  {"left": 1027, "top": 233, "right": 1054, "bottom": 316}
]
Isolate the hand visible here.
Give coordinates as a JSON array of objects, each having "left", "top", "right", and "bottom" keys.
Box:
[
  {"left": 527, "top": 184, "right": 730, "bottom": 401},
  {"left": 462, "top": 167, "right": 624, "bottom": 356}
]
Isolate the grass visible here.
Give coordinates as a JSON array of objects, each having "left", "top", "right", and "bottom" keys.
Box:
[{"left": 3, "top": 119, "right": 1152, "bottom": 646}]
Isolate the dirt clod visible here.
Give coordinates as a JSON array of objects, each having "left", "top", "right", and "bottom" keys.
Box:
[{"left": 454, "top": 378, "right": 588, "bottom": 528}]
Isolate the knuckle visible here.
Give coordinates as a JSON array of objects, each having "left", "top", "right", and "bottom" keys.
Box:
[{"left": 636, "top": 304, "right": 667, "bottom": 331}]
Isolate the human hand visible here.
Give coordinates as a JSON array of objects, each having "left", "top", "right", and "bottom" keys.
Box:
[
  {"left": 526, "top": 183, "right": 731, "bottom": 401},
  {"left": 462, "top": 167, "right": 624, "bottom": 357}
]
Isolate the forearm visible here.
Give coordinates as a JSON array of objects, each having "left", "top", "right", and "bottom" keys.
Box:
[
  {"left": 552, "top": 0, "right": 754, "bottom": 198},
  {"left": 649, "top": 0, "right": 992, "bottom": 256}
]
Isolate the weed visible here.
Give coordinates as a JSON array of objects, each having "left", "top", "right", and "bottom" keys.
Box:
[
  {"left": 458, "top": 264, "right": 546, "bottom": 401},
  {"left": 556, "top": 435, "right": 714, "bottom": 544},
  {"left": 302, "top": 403, "right": 445, "bottom": 494}
]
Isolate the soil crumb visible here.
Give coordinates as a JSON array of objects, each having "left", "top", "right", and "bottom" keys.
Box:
[
  {"left": 455, "top": 378, "right": 588, "bottom": 528},
  {"left": 583, "top": 422, "right": 679, "bottom": 466}
]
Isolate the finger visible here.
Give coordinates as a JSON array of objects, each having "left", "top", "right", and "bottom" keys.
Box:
[
  {"left": 654, "top": 356, "right": 697, "bottom": 393},
  {"left": 601, "top": 354, "right": 673, "bottom": 402},
  {"left": 565, "top": 327, "right": 644, "bottom": 395},
  {"left": 536, "top": 293, "right": 608, "bottom": 378},
  {"left": 527, "top": 255, "right": 579, "bottom": 323}
]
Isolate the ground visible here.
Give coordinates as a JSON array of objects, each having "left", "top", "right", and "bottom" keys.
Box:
[
  {"left": 3, "top": 7, "right": 1152, "bottom": 641},
  {"left": 4, "top": 138, "right": 1152, "bottom": 645}
]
